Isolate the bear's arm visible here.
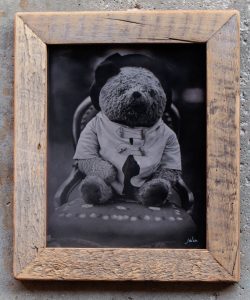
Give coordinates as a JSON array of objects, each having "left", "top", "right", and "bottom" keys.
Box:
[
  {"left": 153, "top": 132, "right": 182, "bottom": 186},
  {"left": 73, "top": 118, "right": 116, "bottom": 183}
]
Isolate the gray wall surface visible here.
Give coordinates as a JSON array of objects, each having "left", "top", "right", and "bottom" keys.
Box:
[{"left": 0, "top": 0, "right": 249, "bottom": 299}]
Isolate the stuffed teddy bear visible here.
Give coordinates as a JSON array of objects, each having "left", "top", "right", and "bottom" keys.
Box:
[{"left": 74, "top": 53, "right": 182, "bottom": 206}]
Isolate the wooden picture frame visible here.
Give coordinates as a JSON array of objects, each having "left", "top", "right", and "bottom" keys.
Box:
[{"left": 14, "top": 10, "right": 240, "bottom": 281}]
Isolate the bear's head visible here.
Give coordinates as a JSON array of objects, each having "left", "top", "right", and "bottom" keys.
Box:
[{"left": 90, "top": 54, "right": 169, "bottom": 127}]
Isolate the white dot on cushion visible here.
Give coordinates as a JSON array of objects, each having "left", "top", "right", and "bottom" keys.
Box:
[
  {"left": 111, "top": 215, "right": 118, "bottom": 219},
  {"left": 65, "top": 213, "right": 72, "bottom": 218},
  {"left": 144, "top": 215, "right": 151, "bottom": 221},
  {"left": 102, "top": 215, "right": 109, "bottom": 220},
  {"left": 123, "top": 215, "right": 129, "bottom": 220},
  {"left": 81, "top": 204, "right": 93, "bottom": 208},
  {"left": 177, "top": 217, "right": 183, "bottom": 221},
  {"left": 79, "top": 213, "right": 86, "bottom": 218},
  {"left": 148, "top": 206, "right": 161, "bottom": 211},
  {"left": 130, "top": 216, "right": 138, "bottom": 221},
  {"left": 58, "top": 213, "right": 65, "bottom": 218},
  {"left": 116, "top": 206, "right": 127, "bottom": 210},
  {"left": 169, "top": 216, "right": 175, "bottom": 221},
  {"left": 90, "top": 213, "right": 97, "bottom": 218},
  {"left": 175, "top": 210, "right": 180, "bottom": 215},
  {"left": 155, "top": 216, "right": 162, "bottom": 222}
]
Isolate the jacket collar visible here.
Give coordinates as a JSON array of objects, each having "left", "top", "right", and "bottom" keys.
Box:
[{"left": 99, "top": 112, "right": 163, "bottom": 140}]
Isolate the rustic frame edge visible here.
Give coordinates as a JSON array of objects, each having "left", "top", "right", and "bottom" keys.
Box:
[{"left": 13, "top": 10, "right": 240, "bottom": 282}]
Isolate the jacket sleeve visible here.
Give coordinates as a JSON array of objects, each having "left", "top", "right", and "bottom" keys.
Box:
[
  {"left": 73, "top": 117, "right": 100, "bottom": 159},
  {"left": 160, "top": 131, "right": 182, "bottom": 171}
]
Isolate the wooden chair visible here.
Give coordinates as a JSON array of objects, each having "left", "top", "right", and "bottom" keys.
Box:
[{"left": 48, "top": 97, "right": 197, "bottom": 248}]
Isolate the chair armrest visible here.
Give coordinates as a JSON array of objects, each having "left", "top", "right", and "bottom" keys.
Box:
[
  {"left": 72, "top": 97, "right": 97, "bottom": 148},
  {"left": 54, "top": 162, "right": 83, "bottom": 208},
  {"left": 175, "top": 177, "right": 194, "bottom": 215}
]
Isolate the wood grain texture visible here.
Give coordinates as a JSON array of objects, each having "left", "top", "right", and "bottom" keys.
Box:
[
  {"left": 13, "top": 16, "right": 47, "bottom": 276},
  {"left": 17, "top": 248, "right": 232, "bottom": 281},
  {"left": 13, "top": 10, "right": 240, "bottom": 281},
  {"left": 17, "top": 10, "right": 237, "bottom": 44},
  {"left": 207, "top": 14, "right": 240, "bottom": 281}
]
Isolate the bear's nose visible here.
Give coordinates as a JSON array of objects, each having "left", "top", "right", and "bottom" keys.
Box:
[{"left": 132, "top": 91, "right": 142, "bottom": 99}]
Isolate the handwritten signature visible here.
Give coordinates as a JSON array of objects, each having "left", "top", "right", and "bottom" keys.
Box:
[{"left": 184, "top": 236, "right": 199, "bottom": 245}]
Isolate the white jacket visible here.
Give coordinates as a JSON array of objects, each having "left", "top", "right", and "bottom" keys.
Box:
[{"left": 74, "top": 112, "right": 181, "bottom": 195}]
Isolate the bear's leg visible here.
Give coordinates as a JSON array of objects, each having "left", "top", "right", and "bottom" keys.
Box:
[
  {"left": 79, "top": 175, "right": 113, "bottom": 204},
  {"left": 136, "top": 169, "right": 181, "bottom": 207},
  {"left": 136, "top": 178, "right": 171, "bottom": 207}
]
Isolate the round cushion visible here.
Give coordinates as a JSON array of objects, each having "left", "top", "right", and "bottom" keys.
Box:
[{"left": 48, "top": 197, "right": 196, "bottom": 248}]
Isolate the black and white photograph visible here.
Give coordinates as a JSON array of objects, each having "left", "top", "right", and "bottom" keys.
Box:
[{"left": 47, "top": 44, "right": 206, "bottom": 249}]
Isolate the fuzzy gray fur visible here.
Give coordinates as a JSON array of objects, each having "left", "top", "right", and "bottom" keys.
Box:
[
  {"left": 78, "top": 66, "right": 179, "bottom": 206},
  {"left": 79, "top": 175, "right": 113, "bottom": 204},
  {"left": 136, "top": 178, "right": 171, "bottom": 206},
  {"left": 153, "top": 168, "right": 182, "bottom": 186},
  {"left": 78, "top": 158, "right": 117, "bottom": 183},
  {"left": 99, "top": 67, "right": 167, "bottom": 127}
]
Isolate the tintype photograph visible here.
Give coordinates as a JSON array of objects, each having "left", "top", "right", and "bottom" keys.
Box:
[
  {"left": 14, "top": 10, "right": 240, "bottom": 282},
  {"left": 47, "top": 44, "right": 206, "bottom": 249}
]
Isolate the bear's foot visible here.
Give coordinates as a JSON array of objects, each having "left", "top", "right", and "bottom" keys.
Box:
[
  {"left": 137, "top": 178, "right": 171, "bottom": 207},
  {"left": 79, "top": 175, "right": 113, "bottom": 204}
]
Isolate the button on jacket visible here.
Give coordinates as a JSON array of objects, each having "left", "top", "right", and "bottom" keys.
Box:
[{"left": 74, "top": 112, "right": 182, "bottom": 195}]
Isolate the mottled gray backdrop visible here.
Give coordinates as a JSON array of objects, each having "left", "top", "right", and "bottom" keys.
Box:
[{"left": 0, "top": 0, "right": 249, "bottom": 299}]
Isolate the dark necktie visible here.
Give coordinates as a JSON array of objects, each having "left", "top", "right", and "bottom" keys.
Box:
[{"left": 122, "top": 154, "right": 140, "bottom": 196}]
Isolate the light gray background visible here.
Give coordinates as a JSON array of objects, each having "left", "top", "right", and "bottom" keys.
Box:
[{"left": 0, "top": 0, "right": 249, "bottom": 299}]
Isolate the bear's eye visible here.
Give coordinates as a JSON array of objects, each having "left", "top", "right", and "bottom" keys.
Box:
[{"left": 149, "top": 89, "right": 156, "bottom": 97}]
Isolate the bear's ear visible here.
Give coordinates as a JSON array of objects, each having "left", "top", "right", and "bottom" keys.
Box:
[
  {"left": 95, "top": 60, "right": 120, "bottom": 85},
  {"left": 90, "top": 58, "right": 121, "bottom": 111}
]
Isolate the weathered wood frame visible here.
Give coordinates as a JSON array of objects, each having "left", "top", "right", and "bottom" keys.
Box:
[{"left": 14, "top": 10, "right": 240, "bottom": 281}]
